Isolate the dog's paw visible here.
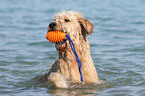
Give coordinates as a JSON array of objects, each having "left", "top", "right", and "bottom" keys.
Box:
[{"left": 48, "top": 72, "right": 69, "bottom": 88}]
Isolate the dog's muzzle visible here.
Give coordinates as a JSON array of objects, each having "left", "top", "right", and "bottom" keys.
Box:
[
  {"left": 47, "top": 22, "right": 67, "bottom": 53},
  {"left": 55, "top": 40, "right": 67, "bottom": 53}
]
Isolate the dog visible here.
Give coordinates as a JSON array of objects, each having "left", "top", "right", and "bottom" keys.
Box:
[{"left": 37, "top": 11, "right": 100, "bottom": 88}]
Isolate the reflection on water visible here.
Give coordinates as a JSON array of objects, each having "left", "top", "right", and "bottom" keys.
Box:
[
  {"left": 14, "top": 78, "right": 112, "bottom": 96},
  {"left": 47, "top": 88, "right": 100, "bottom": 96},
  {"left": 47, "top": 82, "right": 111, "bottom": 96}
]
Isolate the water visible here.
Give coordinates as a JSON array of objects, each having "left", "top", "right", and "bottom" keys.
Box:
[{"left": 0, "top": 0, "right": 145, "bottom": 95}]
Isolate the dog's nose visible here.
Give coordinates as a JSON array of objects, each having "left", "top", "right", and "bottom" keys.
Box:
[{"left": 49, "top": 22, "right": 57, "bottom": 29}]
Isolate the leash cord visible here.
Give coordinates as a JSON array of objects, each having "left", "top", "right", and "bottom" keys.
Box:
[{"left": 65, "top": 34, "right": 83, "bottom": 82}]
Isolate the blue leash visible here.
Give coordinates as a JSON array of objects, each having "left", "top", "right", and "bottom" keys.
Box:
[{"left": 65, "top": 34, "right": 83, "bottom": 82}]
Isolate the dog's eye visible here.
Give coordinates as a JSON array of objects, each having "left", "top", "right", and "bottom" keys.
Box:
[{"left": 64, "top": 19, "right": 70, "bottom": 22}]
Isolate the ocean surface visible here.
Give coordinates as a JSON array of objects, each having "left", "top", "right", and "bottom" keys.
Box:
[{"left": 0, "top": 0, "right": 145, "bottom": 96}]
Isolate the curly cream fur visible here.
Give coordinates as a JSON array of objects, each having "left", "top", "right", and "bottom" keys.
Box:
[{"left": 40, "top": 11, "right": 100, "bottom": 88}]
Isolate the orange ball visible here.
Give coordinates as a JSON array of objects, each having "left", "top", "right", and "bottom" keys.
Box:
[{"left": 46, "top": 31, "right": 66, "bottom": 43}]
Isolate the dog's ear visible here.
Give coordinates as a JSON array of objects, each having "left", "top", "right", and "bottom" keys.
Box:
[{"left": 79, "top": 19, "right": 94, "bottom": 35}]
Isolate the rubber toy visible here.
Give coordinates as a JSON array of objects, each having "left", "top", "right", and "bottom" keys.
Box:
[{"left": 46, "top": 31, "right": 66, "bottom": 43}]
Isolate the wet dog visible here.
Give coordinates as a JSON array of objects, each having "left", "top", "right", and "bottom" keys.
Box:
[{"left": 37, "top": 11, "right": 100, "bottom": 88}]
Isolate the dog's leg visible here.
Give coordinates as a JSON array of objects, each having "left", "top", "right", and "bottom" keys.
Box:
[{"left": 48, "top": 72, "right": 69, "bottom": 88}]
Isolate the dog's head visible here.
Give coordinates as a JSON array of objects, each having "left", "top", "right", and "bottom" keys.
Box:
[{"left": 47, "top": 11, "right": 94, "bottom": 53}]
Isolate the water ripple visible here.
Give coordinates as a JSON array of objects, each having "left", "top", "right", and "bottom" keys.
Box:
[{"left": 1, "top": 0, "right": 145, "bottom": 95}]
